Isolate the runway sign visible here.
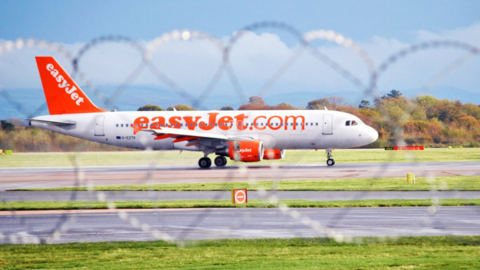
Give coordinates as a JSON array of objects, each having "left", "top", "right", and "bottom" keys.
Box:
[
  {"left": 5, "top": 150, "right": 12, "bottom": 155},
  {"left": 232, "top": 189, "right": 247, "bottom": 204},
  {"left": 385, "top": 146, "right": 424, "bottom": 150},
  {"left": 407, "top": 173, "right": 416, "bottom": 183}
]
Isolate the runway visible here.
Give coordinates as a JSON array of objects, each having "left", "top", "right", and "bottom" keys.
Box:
[
  {"left": 1, "top": 161, "right": 479, "bottom": 189},
  {"left": 2, "top": 190, "right": 480, "bottom": 202},
  {"left": 1, "top": 207, "right": 479, "bottom": 243}
]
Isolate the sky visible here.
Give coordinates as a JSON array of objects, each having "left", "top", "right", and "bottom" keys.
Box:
[{"left": 1, "top": 0, "right": 479, "bottom": 106}]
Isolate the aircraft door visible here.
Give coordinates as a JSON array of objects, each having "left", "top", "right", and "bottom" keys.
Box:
[
  {"left": 94, "top": 115, "right": 105, "bottom": 136},
  {"left": 322, "top": 114, "right": 333, "bottom": 135}
]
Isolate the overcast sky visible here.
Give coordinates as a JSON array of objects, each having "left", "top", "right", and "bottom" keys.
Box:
[{"left": 1, "top": 0, "right": 479, "bottom": 98}]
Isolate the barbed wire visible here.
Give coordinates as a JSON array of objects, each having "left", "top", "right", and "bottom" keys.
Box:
[{"left": 0, "top": 21, "right": 479, "bottom": 245}]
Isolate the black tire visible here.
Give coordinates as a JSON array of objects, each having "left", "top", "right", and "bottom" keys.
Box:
[
  {"left": 214, "top": 156, "right": 227, "bottom": 167},
  {"left": 198, "top": 157, "right": 212, "bottom": 169},
  {"left": 327, "top": 159, "right": 335, "bottom": 166}
]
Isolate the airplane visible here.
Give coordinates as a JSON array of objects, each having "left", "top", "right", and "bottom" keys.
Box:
[{"left": 28, "top": 56, "right": 379, "bottom": 168}]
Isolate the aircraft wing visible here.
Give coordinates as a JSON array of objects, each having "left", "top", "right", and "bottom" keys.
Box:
[{"left": 142, "top": 128, "right": 254, "bottom": 142}]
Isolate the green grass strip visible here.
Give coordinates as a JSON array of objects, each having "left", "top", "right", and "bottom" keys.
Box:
[
  {"left": 12, "top": 175, "right": 480, "bottom": 191},
  {"left": 2, "top": 198, "right": 480, "bottom": 211},
  {"left": 2, "top": 148, "right": 480, "bottom": 168},
  {"left": 1, "top": 236, "right": 480, "bottom": 269}
]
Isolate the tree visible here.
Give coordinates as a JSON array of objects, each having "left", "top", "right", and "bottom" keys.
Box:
[
  {"left": 167, "top": 104, "right": 196, "bottom": 111},
  {"left": 1, "top": 120, "right": 15, "bottom": 131},
  {"left": 326, "top": 96, "right": 345, "bottom": 107},
  {"left": 248, "top": 96, "right": 265, "bottom": 106},
  {"left": 307, "top": 98, "right": 330, "bottom": 110},
  {"left": 358, "top": 100, "right": 371, "bottom": 109},
  {"left": 386, "top": 89, "right": 402, "bottom": 99},
  {"left": 220, "top": 106, "right": 234, "bottom": 110},
  {"left": 273, "top": 102, "right": 296, "bottom": 110},
  {"left": 137, "top": 104, "right": 164, "bottom": 111},
  {"left": 238, "top": 96, "right": 267, "bottom": 110}
]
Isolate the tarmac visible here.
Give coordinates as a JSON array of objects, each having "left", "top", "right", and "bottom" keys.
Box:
[
  {"left": 1, "top": 207, "right": 479, "bottom": 243},
  {"left": 1, "top": 161, "right": 479, "bottom": 190}
]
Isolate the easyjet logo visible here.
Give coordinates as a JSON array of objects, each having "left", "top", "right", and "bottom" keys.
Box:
[
  {"left": 46, "top": 64, "right": 84, "bottom": 106},
  {"left": 239, "top": 149, "right": 252, "bottom": 153},
  {"left": 131, "top": 113, "right": 305, "bottom": 134}
]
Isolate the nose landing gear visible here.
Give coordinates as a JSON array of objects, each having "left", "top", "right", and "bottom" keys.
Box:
[{"left": 326, "top": 148, "right": 335, "bottom": 166}]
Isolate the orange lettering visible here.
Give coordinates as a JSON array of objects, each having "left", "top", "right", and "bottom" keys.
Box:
[
  {"left": 253, "top": 116, "right": 266, "bottom": 130},
  {"left": 218, "top": 116, "right": 233, "bottom": 131},
  {"left": 234, "top": 114, "right": 249, "bottom": 130},
  {"left": 169, "top": 116, "right": 181, "bottom": 128},
  {"left": 132, "top": 116, "right": 149, "bottom": 134},
  {"left": 199, "top": 112, "right": 218, "bottom": 131},
  {"left": 268, "top": 115, "right": 283, "bottom": 130},
  {"left": 183, "top": 116, "right": 202, "bottom": 130},
  {"left": 151, "top": 116, "right": 166, "bottom": 129},
  {"left": 285, "top": 115, "right": 305, "bottom": 130}
]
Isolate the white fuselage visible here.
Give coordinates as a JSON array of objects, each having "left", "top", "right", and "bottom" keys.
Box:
[{"left": 30, "top": 110, "right": 378, "bottom": 151}]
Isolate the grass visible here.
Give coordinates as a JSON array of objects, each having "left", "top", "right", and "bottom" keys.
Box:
[
  {"left": 14, "top": 175, "right": 480, "bottom": 191},
  {"left": 2, "top": 198, "right": 480, "bottom": 211},
  {"left": 1, "top": 236, "right": 480, "bottom": 269},
  {"left": 1, "top": 148, "right": 479, "bottom": 168}
]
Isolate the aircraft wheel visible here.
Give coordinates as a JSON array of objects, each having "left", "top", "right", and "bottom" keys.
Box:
[
  {"left": 214, "top": 156, "right": 227, "bottom": 167},
  {"left": 327, "top": 158, "right": 335, "bottom": 166},
  {"left": 199, "top": 157, "right": 212, "bottom": 169}
]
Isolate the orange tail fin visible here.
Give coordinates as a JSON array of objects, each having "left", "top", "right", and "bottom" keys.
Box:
[{"left": 35, "top": 56, "right": 105, "bottom": 115}]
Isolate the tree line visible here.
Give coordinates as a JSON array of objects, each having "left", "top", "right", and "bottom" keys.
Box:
[
  {"left": 1, "top": 90, "right": 479, "bottom": 152},
  {"left": 136, "top": 90, "right": 480, "bottom": 148}
]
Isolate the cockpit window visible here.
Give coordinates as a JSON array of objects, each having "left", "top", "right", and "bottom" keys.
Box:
[
  {"left": 352, "top": 120, "right": 358, "bottom": 126},
  {"left": 345, "top": 120, "right": 351, "bottom": 126}
]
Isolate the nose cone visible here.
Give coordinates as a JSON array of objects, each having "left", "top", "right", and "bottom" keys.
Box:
[{"left": 366, "top": 126, "right": 379, "bottom": 144}]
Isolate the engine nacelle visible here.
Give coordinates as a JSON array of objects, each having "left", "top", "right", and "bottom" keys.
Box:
[
  {"left": 223, "top": 141, "right": 264, "bottom": 162},
  {"left": 263, "top": 149, "right": 286, "bottom": 160}
]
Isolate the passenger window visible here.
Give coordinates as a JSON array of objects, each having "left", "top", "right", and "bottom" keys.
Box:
[
  {"left": 306, "top": 123, "right": 308, "bottom": 126},
  {"left": 352, "top": 120, "right": 358, "bottom": 126},
  {"left": 346, "top": 121, "right": 351, "bottom": 126}
]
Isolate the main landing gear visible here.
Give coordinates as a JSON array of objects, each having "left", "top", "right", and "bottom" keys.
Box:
[
  {"left": 198, "top": 155, "right": 228, "bottom": 169},
  {"left": 326, "top": 148, "right": 335, "bottom": 166},
  {"left": 214, "top": 156, "right": 227, "bottom": 167},
  {"left": 198, "top": 157, "right": 211, "bottom": 169}
]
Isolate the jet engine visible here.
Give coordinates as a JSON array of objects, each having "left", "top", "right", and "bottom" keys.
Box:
[
  {"left": 263, "top": 149, "right": 286, "bottom": 160},
  {"left": 216, "top": 141, "right": 264, "bottom": 162}
]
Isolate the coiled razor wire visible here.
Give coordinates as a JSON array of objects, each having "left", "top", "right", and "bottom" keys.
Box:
[{"left": 0, "top": 21, "right": 479, "bottom": 245}]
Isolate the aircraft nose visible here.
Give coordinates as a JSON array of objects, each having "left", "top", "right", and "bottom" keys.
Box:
[{"left": 366, "top": 126, "right": 379, "bottom": 143}]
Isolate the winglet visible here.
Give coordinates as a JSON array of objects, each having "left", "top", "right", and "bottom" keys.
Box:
[{"left": 35, "top": 56, "right": 106, "bottom": 115}]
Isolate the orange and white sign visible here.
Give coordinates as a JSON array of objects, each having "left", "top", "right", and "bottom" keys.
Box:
[{"left": 232, "top": 189, "right": 247, "bottom": 204}]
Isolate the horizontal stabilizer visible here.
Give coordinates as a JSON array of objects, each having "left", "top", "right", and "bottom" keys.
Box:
[{"left": 26, "top": 118, "right": 76, "bottom": 126}]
